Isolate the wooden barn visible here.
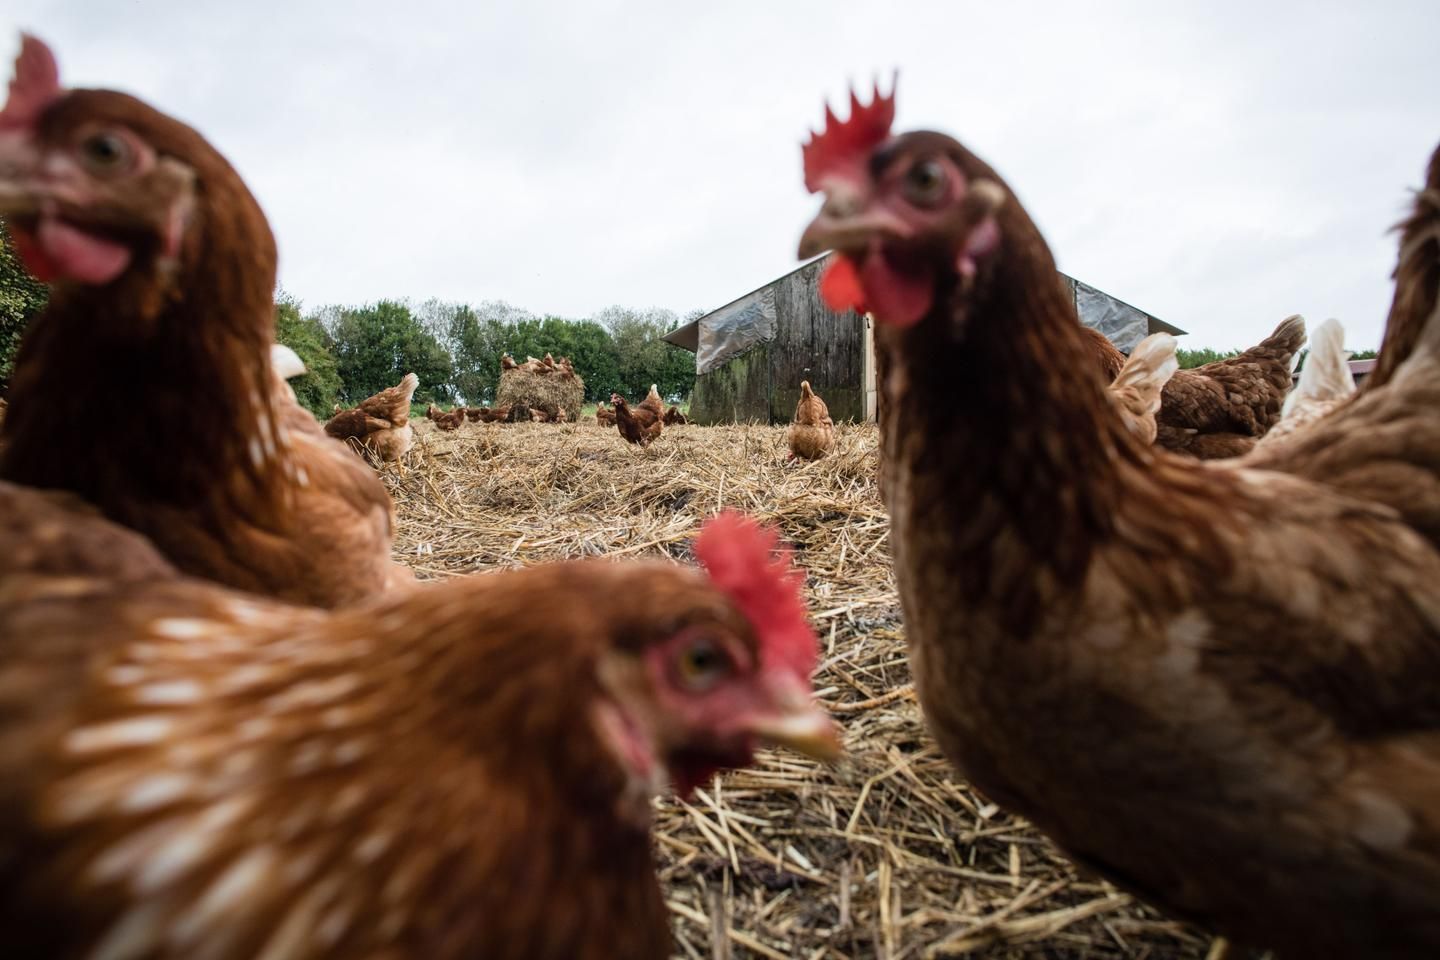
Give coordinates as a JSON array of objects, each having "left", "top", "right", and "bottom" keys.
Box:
[{"left": 663, "top": 257, "right": 1186, "bottom": 425}]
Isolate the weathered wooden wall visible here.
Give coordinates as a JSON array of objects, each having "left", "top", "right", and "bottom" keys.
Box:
[
  {"left": 690, "top": 261, "right": 865, "bottom": 425},
  {"left": 690, "top": 345, "right": 773, "bottom": 424},
  {"left": 767, "top": 262, "right": 866, "bottom": 424}
]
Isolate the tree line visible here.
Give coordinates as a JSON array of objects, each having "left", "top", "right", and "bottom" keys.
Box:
[
  {"left": 277, "top": 296, "right": 700, "bottom": 418},
  {"left": 1, "top": 228, "right": 699, "bottom": 418}
]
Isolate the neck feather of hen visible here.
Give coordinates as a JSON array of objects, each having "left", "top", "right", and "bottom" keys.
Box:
[
  {"left": 876, "top": 245, "right": 1153, "bottom": 631},
  {"left": 0, "top": 224, "right": 290, "bottom": 524}
]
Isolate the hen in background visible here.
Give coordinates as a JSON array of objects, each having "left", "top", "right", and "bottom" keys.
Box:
[
  {"left": 639, "top": 383, "right": 665, "bottom": 420},
  {"left": 798, "top": 81, "right": 1440, "bottom": 957},
  {"left": 662, "top": 405, "right": 689, "bottom": 426},
  {"left": 425, "top": 404, "right": 466, "bottom": 431},
  {"left": 0, "top": 490, "right": 839, "bottom": 959},
  {"left": 0, "top": 35, "right": 403, "bottom": 608},
  {"left": 324, "top": 372, "right": 419, "bottom": 462},
  {"left": 787, "top": 380, "right": 836, "bottom": 460},
  {"left": 611, "top": 393, "right": 662, "bottom": 446},
  {"left": 1087, "top": 315, "right": 1307, "bottom": 458},
  {"left": 596, "top": 400, "right": 618, "bottom": 426}
]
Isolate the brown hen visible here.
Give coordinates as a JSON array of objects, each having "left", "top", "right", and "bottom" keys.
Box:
[
  {"left": 787, "top": 381, "right": 836, "bottom": 460},
  {"left": 1088, "top": 315, "right": 1308, "bottom": 458},
  {"left": 611, "top": 393, "right": 662, "bottom": 446},
  {"left": 0, "top": 488, "right": 839, "bottom": 959},
  {"left": 798, "top": 84, "right": 1440, "bottom": 958},
  {"left": 0, "top": 36, "right": 399, "bottom": 609},
  {"left": 324, "top": 372, "right": 418, "bottom": 461}
]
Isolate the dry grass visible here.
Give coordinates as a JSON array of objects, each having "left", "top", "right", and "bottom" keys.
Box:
[
  {"left": 383, "top": 417, "right": 1211, "bottom": 960},
  {"left": 496, "top": 365, "right": 585, "bottom": 421}
]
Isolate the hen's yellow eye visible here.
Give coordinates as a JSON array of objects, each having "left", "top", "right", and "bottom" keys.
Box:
[
  {"left": 79, "top": 132, "right": 132, "bottom": 173},
  {"left": 675, "top": 639, "right": 731, "bottom": 691},
  {"left": 903, "top": 158, "right": 948, "bottom": 206}
]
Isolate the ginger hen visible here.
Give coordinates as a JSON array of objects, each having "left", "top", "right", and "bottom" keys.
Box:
[
  {"left": 0, "top": 491, "right": 840, "bottom": 960},
  {"left": 0, "top": 36, "right": 400, "bottom": 608},
  {"left": 798, "top": 83, "right": 1440, "bottom": 958},
  {"left": 787, "top": 380, "right": 836, "bottom": 460},
  {"left": 1088, "top": 315, "right": 1307, "bottom": 458},
  {"left": 611, "top": 393, "right": 662, "bottom": 447},
  {"left": 324, "top": 372, "right": 419, "bottom": 462}
]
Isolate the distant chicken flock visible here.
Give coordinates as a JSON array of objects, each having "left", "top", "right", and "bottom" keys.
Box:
[{"left": 1, "top": 32, "right": 1438, "bottom": 960}]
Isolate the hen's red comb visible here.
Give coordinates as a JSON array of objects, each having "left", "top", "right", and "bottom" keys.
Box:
[
  {"left": 802, "top": 76, "right": 897, "bottom": 194},
  {"left": 0, "top": 34, "right": 61, "bottom": 131},
  {"left": 695, "top": 511, "right": 817, "bottom": 681}
]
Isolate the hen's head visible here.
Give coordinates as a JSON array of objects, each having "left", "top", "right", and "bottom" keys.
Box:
[
  {"left": 589, "top": 512, "right": 839, "bottom": 800},
  {"left": 0, "top": 34, "right": 270, "bottom": 293},
  {"left": 797, "top": 79, "right": 1019, "bottom": 329}
]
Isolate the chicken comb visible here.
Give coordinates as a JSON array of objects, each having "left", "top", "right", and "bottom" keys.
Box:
[
  {"left": 695, "top": 511, "right": 818, "bottom": 681},
  {"left": 0, "top": 34, "right": 62, "bottom": 131},
  {"left": 802, "top": 75, "right": 897, "bottom": 194}
]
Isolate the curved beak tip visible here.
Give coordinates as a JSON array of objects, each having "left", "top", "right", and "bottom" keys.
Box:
[{"left": 753, "top": 708, "right": 844, "bottom": 763}]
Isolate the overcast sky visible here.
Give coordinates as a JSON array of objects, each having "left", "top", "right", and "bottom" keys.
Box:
[{"left": 5, "top": 1, "right": 1437, "bottom": 348}]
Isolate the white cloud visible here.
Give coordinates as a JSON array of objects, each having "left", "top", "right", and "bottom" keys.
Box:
[{"left": 4, "top": 0, "right": 1436, "bottom": 347}]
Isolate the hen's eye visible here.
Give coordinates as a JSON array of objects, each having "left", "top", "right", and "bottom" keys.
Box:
[
  {"left": 675, "top": 638, "right": 733, "bottom": 691},
  {"left": 78, "top": 132, "right": 132, "bottom": 173},
  {"left": 902, "top": 159, "right": 948, "bottom": 206}
]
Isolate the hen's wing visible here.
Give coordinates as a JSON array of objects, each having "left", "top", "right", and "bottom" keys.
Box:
[{"left": 357, "top": 373, "right": 419, "bottom": 426}]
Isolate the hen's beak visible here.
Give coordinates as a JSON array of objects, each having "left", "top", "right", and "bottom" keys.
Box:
[
  {"left": 797, "top": 183, "right": 911, "bottom": 260},
  {"left": 748, "top": 676, "right": 843, "bottom": 762},
  {"left": 750, "top": 705, "right": 843, "bottom": 762}
]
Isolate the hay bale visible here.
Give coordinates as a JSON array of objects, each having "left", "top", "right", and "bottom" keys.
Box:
[{"left": 496, "top": 363, "right": 584, "bottom": 422}]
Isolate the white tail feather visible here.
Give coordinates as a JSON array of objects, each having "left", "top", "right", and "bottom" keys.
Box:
[
  {"left": 1282, "top": 318, "right": 1354, "bottom": 418},
  {"left": 270, "top": 344, "right": 307, "bottom": 381},
  {"left": 1115, "top": 333, "right": 1179, "bottom": 415}
]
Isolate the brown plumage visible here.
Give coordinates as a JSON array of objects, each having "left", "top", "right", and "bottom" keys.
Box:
[
  {"left": 595, "top": 401, "right": 617, "bottom": 426},
  {"left": 501, "top": 353, "right": 518, "bottom": 371},
  {"left": 1087, "top": 316, "right": 1307, "bottom": 459},
  {"left": 611, "top": 394, "right": 661, "bottom": 447},
  {"left": 0, "top": 36, "right": 398, "bottom": 609},
  {"left": 639, "top": 384, "right": 664, "bottom": 420},
  {"left": 324, "top": 373, "right": 418, "bottom": 462},
  {"left": 426, "top": 405, "right": 465, "bottom": 431},
  {"left": 787, "top": 381, "right": 835, "bottom": 460},
  {"left": 1366, "top": 145, "right": 1440, "bottom": 391},
  {"left": 465, "top": 405, "right": 510, "bottom": 424},
  {"left": 0, "top": 484, "right": 839, "bottom": 960},
  {"left": 662, "top": 405, "right": 688, "bottom": 426},
  {"left": 800, "top": 98, "right": 1440, "bottom": 957}
]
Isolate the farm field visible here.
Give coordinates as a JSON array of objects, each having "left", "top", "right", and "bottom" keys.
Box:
[{"left": 385, "top": 418, "right": 1210, "bottom": 960}]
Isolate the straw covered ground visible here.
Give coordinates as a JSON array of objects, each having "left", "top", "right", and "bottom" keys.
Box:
[{"left": 383, "top": 418, "right": 1212, "bottom": 960}]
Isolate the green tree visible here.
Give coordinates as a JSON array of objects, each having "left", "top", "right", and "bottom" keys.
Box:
[
  {"left": 596, "top": 306, "right": 694, "bottom": 402},
  {"left": 0, "top": 223, "right": 49, "bottom": 395},
  {"left": 273, "top": 294, "right": 342, "bottom": 418},
  {"left": 329, "top": 300, "right": 454, "bottom": 405},
  {"left": 1176, "top": 347, "right": 1240, "bottom": 369}
]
